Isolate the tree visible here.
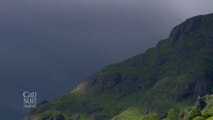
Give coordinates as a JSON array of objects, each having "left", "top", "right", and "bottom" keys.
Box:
[{"left": 167, "top": 109, "right": 178, "bottom": 120}]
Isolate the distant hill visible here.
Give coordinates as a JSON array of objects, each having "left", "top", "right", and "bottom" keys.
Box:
[{"left": 24, "top": 13, "right": 213, "bottom": 120}]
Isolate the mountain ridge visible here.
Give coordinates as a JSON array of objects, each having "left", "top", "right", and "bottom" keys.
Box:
[{"left": 24, "top": 13, "right": 213, "bottom": 120}]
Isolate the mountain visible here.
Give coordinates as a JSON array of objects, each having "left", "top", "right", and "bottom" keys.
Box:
[{"left": 24, "top": 13, "right": 213, "bottom": 120}]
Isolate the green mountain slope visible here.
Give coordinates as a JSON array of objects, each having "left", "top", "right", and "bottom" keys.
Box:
[{"left": 24, "top": 13, "right": 213, "bottom": 120}]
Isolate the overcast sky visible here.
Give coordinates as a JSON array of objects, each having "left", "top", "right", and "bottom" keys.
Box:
[{"left": 0, "top": 0, "right": 213, "bottom": 119}]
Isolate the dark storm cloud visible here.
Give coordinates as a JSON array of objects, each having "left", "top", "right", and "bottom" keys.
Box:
[{"left": 0, "top": 0, "right": 213, "bottom": 119}]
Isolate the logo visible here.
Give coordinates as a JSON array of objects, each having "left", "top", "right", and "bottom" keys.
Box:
[{"left": 23, "top": 91, "right": 37, "bottom": 108}]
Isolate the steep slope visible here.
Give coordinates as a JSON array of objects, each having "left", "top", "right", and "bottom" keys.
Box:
[{"left": 24, "top": 13, "right": 213, "bottom": 120}]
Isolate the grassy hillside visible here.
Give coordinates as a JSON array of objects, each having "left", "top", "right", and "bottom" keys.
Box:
[{"left": 24, "top": 13, "right": 213, "bottom": 120}]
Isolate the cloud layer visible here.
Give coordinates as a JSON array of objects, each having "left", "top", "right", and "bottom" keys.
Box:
[{"left": 0, "top": 0, "right": 213, "bottom": 119}]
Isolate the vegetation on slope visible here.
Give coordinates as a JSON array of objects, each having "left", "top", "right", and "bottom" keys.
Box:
[{"left": 24, "top": 13, "right": 213, "bottom": 120}]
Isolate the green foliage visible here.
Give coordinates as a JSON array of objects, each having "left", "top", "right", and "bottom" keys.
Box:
[
  {"left": 112, "top": 106, "right": 144, "bottom": 120},
  {"left": 142, "top": 113, "right": 160, "bottom": 120},
  {"left": 187, "top": 108, "right": 201, "bottom": 120},
  {"left": 181, "top": 95, "right": 213, "bottom": 120},
  {"left": 32, "top": 110, "right": 65, "bottom": 120},
  {"left": 193, "top": 116, "right": 205, "bottom": 120},
  {"left": 201, "top": 95, "right": 213, "bottom": 118},
  {"left": 167, "top": 109, "right": 178, "bottom": 120},
  {"left": 206, "top": 116, "right": 213, "bottom": 120}
]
